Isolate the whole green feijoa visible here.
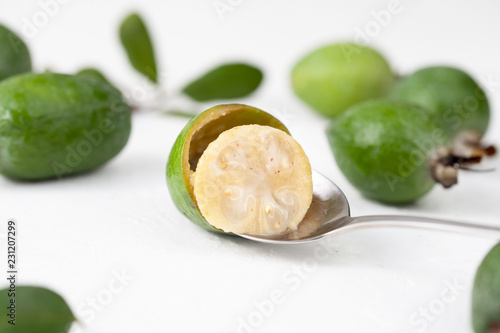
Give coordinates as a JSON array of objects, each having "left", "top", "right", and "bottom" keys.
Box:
[
  {"left": 0, "top": 24, "right": 31, "bottom": 81},
  {"left": 327, "top": 100, "right": 455, "bottom": 204},
  {"left": 0, "top": 72, "right": 131, "bottom": 180},
  {"left": 292, "top": 43, "right": 394, "bottom": 118},
  {"left": 392, "top": 66, "right": 490, "bottom": 137},
  {"left": 472, "top": 243, "right": 500, "bottom": 333}
]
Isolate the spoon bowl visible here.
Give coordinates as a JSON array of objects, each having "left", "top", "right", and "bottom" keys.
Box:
[{"left": 237, "top": 171, "right": 500, "bottom": 244}]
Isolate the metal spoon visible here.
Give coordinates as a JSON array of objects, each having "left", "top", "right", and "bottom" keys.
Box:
[{"left": 237, "top": 171, "right": 500, "bottom": 244}]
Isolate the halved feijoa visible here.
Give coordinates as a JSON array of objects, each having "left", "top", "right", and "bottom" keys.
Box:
[{"left": 166, "top": 104, "right": 313, "bottom": 235}]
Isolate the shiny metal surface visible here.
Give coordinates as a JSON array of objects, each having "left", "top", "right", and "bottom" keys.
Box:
[{"left": 237, "top": 170, "right": 500, "bottom": 244}]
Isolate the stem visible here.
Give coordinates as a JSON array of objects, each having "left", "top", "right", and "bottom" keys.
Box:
[
  {"left": 452, "top": 130, "right": 497, "bottom": 159},
  {"left": 431, "top": 131, "right": 497, "bottom": 188},
  {"left": 490, "top": 322, "right": 500, "bottom": 333}
]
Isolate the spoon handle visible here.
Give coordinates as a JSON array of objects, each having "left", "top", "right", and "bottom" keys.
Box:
[{"left": 347, "top": 215, "right": 500, "bottom": 239}]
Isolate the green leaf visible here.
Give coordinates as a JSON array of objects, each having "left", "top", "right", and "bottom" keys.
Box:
[
  {"left": 76, "top": 67, "right": 123, "bottom": 95},
  {"left": 163, "top": 109, "right": 198, "bottom": 118},
  {"left": 0, "top": 24, "right": 32, "bottom": 81},
  {"left": 0, "top": 286, "right": 76, "bottom": 333},
  {"left": 119, "top": 13, "right": 158, "bottom": 84},
  {"left": 182, "top": 63, "right": 263, "bottom": 101},
  {"left": 76, "top": 67, "right": 110, "bottom": 84}
]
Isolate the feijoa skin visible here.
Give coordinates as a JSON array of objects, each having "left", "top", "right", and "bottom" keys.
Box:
[
  {"left": 0, "top": 72, "right": 131, "bottom": 180},
  {"left": 327, "top": 100, "right": 450, "bottom": 204},
  {"left": 472, "top": 243, "right": 500, "bottom": 333},
  {"left": 392, "top": 66, "right": 490, "bottom": 137},
  {"left": 292, "top": 43, "right": 394, "bottom": 118},
  {"left": 166, "top": 104, "right": 290, "bottom": 233},
  {"left": 0, "top": 24, "right": 31, "bottom": 81}
]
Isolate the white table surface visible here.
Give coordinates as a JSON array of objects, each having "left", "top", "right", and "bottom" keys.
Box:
[{"left": 1, "top": 0, "right": 499, "bottom": 332}]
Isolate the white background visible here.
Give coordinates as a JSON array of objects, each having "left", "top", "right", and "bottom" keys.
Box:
[{"left": 1, "top": 0, "right": 500, "bottom": 332}]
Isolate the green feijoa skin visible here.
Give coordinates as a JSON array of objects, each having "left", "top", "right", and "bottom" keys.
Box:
[
  {"left": 327, "top": 100, "right": 454, "bottom": 204},
  {"left": 0, "top": 72, "right": 131, "bottom": 180},
  {"left": 391, "top": 66, "right": 490, "bottom": 137},
  {"left": 166, "top": 104, "right": 290, "bottom": 233},
  {"left": 292, "top": 42, "right": 394, "bottom": 118},
  {"left": 0, "top": 24, "right": 31, "bottom": 81},
  {"left": 472, "top": 243, "right": 500, "bottom": 333}
]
